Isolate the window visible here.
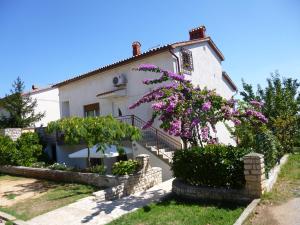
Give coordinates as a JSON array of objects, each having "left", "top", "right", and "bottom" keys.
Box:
[
  {"left": 61, "top": 101, "right": 70, "bottom": 118},
  {"left": 84, "top": 103, "right": 100, "bottom": 117},
  {"left": 180, "top": 48, "right": 194, "bottom": 74},
  {"left": 118, "top": 108, "right": 123, "bottom": 117}
]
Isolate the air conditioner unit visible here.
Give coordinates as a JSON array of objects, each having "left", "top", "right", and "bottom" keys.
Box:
[{"left": 113, "top": 74, "right": 127, "bottom": 87}]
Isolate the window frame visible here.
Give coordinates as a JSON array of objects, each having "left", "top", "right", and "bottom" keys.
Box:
[
  {"left": 180, "top": 48, "right": 194, "bottom": 74},
  {"left": 83, "top": 103, "right": 100, "bottom": 117}
]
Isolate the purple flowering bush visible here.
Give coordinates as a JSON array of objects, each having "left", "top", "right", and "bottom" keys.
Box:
[{"left": 130, "top": 64, "right": 268, "bottom": 149}]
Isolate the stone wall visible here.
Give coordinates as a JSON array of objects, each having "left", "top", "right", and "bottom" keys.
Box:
[
  {"left": 94, "top": 167, "right": 162, "bottom": 201},
  {"left": 0, "top": 154, "right": 162, "bottom": 200},
  {"left": 93, "top": 154, "right": 162, "bottom": 201},
  {"left": 0, "top": 165, "right": 119, "bottom": 187},
  {"left": 172, "top": 179, "right": 250, "bottom": 202}
]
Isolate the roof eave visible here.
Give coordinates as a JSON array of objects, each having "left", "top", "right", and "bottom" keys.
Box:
[
  {"left": 171, "top": 37, "right": 224, "bottom": 61},
  {"left": 53, "top": 46, "right": 172, "bottom": 88}
]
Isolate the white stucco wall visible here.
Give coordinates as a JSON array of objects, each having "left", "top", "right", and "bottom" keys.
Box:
[
  {"left": 57, "top": 41, "right": 237, "bottom": 146},
  {"left": 174, "top": 42, "right": 236, "bottom": 99},
  {"left": 30, "top": 88, "right": 60, "bottom": 127},
  {"left": 0, "top": 88, "right": 60, "bottom": 127},
  {"left": 58, "top": 52, "right": 175, "bottom": 124}
]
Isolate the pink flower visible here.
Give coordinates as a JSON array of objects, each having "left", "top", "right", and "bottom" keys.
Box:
[
  {"left": 168, "top": 120, "right": 181, "bottom": 136},
  {"left": 152, "top": 102, "right": 164, "bottom": 111},
  {"left": 202, "top": 101, "right": 212, "bottom": 111},
  {"left": 201, "top": 126, "right": 209, "bottom": 141},
  {"left": 232, "top": 118, "right": 241, "bottom": 125},
  {"left": 250, "top": 100, "right": 264, "bottom": 108},
  {"left": 191, "top": 118, "right": 200, "bottom": 127}
]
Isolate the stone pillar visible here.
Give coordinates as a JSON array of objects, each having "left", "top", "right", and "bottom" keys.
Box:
[
  {"left": 243, "top": 153, "right": 266, "bottom": 198},
  {"left": 136, "top": 154, "right": 151, "bottom": 173}
]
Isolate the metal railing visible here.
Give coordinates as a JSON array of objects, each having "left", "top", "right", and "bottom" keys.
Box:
[{"left": 117, "top": 115, "right": 182, "bottom": 153}]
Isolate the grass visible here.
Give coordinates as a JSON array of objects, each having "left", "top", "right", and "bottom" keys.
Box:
[
  {"left": 5, "top": 221, "right": 13, "bottom": 225},
  {"left": 0, "top": 173, "right": 23, "bottom": 181},
  {"left": 108, "top": 196, "right": 246, "bottom": 225},
  {"left": 244, "top": 153, "right": 300, "bottom": 225},
  {"left": 0, "top": 177, "right": 98, "bottom": 221},
  {"left": 5, "top": 193, "right": 17, "bottom": 200},
  {"left": 262, "top": 154, "right": 300, "bottom": 203}
]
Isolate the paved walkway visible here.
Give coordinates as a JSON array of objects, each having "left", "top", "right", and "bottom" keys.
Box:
[
  {"left": 270, "top": 198, "right": 300, "bottom": 225},
  {"left": 29, "top": 179, "right": 173, "bottom": 225}
]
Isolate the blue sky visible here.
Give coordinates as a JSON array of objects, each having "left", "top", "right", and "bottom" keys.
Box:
[{"left": 0, "top": 0, "right": 299, "bottom": 97}]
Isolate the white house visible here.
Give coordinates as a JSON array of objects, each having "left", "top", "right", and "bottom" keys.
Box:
[
  {"left": 49, "top": 25, "right": 238, "bottom": 179},
  {"left": 0, "top": 86, "right": 60, "bottom": 127},
  {"left": 0, "top": 26, "right": 238, "bottom": 180}
]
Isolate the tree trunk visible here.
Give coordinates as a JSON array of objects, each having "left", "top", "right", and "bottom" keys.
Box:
[{"left": 87, "top": 147, "right": 91, "bottom": 168}]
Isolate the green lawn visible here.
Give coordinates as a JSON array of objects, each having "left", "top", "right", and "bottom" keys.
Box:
[
  {"left": 0, "top": 175, "right": 98, "bottom": 221},
  {"left": 262, "top": 153, "right": 300, "bottom": 203},
  {"left": 108, "top": 196, "right": 246, "bottom": 225}
]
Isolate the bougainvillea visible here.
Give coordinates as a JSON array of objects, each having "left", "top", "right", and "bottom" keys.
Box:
[{"left": 129, "top": 64, "right": 268, "bottom": 148}]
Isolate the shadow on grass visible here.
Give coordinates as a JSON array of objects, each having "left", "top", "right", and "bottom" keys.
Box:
[
  {"left": 156, "top": 194, "right": 248, "bottom": 210},
  {"left": 81, "top": 190, "right": 247, "bottom": 224}
]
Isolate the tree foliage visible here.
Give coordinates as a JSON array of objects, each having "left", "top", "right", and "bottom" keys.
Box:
[
  {"left": 240, "top": 72, "right": 300, "bottom": 153},
  {"left": 0, "top": 132, "right": 43, "bottom": 166},
  {"left": 47, "top": 115, "right": 141, "bottom": 167},
  {"left": 0, "top": 77, "right": 45, "bottom": 128}
]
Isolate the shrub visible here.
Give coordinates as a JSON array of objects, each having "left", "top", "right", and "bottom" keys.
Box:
[
  {"left": 172, "top": 145, "right": 251, "bottom": 189},
  {"left": 15, "top": 132, "right": 43, "bottom": 166},
  {"left": 30, "top": 161, "right": 47, "bottom": 168},
  {"left": 88, "top": 164, "right": 106, "bottom": 174},
  {"left": 112, "top": 160, "right": 140, "bottom": 175},
  {"left": 254, "top": 130, "right": 282, "bottom": 173},
  {"left": 48, "top": 162, "right": 73, "bottom": 171},
  {"left": 0, "top": 135, "right": 17, "bottom": 165}
]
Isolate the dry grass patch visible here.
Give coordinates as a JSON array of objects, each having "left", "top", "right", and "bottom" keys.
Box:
[{"left": 0, "top": 174, "right": 98, "bottom": 221}]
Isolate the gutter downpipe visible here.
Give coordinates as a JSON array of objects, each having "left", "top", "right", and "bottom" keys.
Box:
[{"left": 168, "top": 47, "right": 181, "bottom": 74}]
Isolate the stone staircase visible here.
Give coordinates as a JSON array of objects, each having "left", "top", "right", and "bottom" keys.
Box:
[{"left": 117, "top": 115, "right": 181, "bottom": 165}]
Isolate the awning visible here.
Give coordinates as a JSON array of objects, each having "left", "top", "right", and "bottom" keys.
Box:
[
  {"left": 68, "top": 145, "right": 132, "bottom": 158},
  {"left": 96, "top": 88, "right": 126, "bottom": 98}
]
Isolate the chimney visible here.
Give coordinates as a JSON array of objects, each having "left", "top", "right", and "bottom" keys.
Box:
[
  {"left": 132, "top": 41, "right": 141, "bottom": 56},
  {"left": 189, "top": 25, "right": 206, "bottom": 40},
  {"left": 32, "top": 85, "right": 39, "bottom": 91}
]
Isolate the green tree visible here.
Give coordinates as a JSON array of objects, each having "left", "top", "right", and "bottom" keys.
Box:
[
  {"left": 240, "top": 72, "right": 300, "bottom": 153},
  {"left": 47, "top": 115, "right": 141, "bottom": 167},
  {"left": 0, "top": 77, "right": 45, "bottom": 128}
]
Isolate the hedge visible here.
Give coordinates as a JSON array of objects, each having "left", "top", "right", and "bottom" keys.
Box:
[{"left": 171, "top": 145, "right": 251, "bottom": 189}]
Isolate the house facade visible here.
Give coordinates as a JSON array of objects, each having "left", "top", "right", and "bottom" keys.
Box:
[
  {"left": 53, "top": 26, "right": 237, "bottom": 143},
  {"left": 0, "top": 86, "right": 60, "bottom": 128},
  {"left": 1, "top": 26, "right": 238, "bottom": 180}
]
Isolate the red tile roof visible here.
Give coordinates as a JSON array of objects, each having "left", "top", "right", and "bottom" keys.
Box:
[{"left": 52, "top": 37, "right": 225, "bottom": 88}]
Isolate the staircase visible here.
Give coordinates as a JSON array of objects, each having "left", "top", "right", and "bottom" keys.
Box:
[{"left": 117, "top": 115, "right": 182, "bottom": 164}]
